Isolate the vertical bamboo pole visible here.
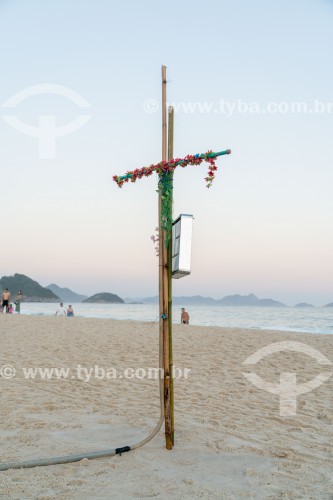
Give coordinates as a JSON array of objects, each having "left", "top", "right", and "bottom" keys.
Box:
[
  {"left": 162, "top": 65, "right": 167, "bottom": 162},
  {"left": 167, "top": 106, "right": 174, "bottom": 446},
  {"left": 160, "top": 65, "right": 172, "bottom": 450}
]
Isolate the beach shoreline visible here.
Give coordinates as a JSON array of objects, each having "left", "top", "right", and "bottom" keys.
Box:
[
  {"left": 0, "top": 316, "right": 332, "bottom": 498},
  {"left": 4, "top": 302, "right": 333, "bottom": 336}
]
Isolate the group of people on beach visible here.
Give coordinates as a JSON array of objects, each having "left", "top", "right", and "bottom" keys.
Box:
[
  {"left": 1, "top": 289, "right": 22, "bottom": 314},
  {"left": 55, "top": 303, "right": 74, "bottom": 317},
  {"left": 2, "top": 289, "right": 187, "bottom": 322}
]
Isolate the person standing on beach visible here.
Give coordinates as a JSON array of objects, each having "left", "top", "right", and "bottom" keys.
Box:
[
  {"left": 55, "top": 303, "right": 67, "bottom": 316},
  {"left": 15, "top": 290, "right": 22, "bottom": 314},
  {"left": 181, "top": 307, "right": 190, "bottom": 324},
  {"left": 2, "top": 289, "right": 11, "bottom": 313}
]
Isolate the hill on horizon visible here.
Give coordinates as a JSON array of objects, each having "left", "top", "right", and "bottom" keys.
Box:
[
  {"left": 218, "top": 293, "right": 285, "bottom": 307},
  {"left": 83, "top": 292, "right": 124, "bottom": 304},
  {"left": 47, "top": 284, "right": 87, "bottom": 303},
  {"left": 0, "top": 274, "right": 59, "bottom": 302},
  {"left": 133, "top": 293, "right": 286, "bottom": 307}
]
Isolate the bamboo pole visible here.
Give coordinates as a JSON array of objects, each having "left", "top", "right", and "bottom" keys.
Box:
[
  {"left": 167, "top": 106, "right": 174, "bottom": 445},
  {"left": 160, "top": 65, "right": 172, "bottom": 450},
  {"left": 162, "top": 66, "right": 167, "bottom": 162}
]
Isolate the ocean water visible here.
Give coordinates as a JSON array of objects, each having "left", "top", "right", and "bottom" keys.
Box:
[{"left": 17, "top": 303, "right": 333, "bottom": 335}]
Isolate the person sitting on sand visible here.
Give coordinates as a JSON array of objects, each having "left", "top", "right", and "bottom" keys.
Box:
[
  {"left": 8, "top": 303, "right": 14, "bottom": 314},
  {"left": 55, "top": 303, "right": 67, "bottom": 316},
  {"left": 67, "top": 305, "right": 74, "bottom": 317},
  {"left": 181, "top": 307, "right": 190, "bottom": 324}
]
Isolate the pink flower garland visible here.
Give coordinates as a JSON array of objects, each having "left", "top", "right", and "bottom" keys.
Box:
[{"left": 113, "top": 151, "right": 219, "bottom": 189}]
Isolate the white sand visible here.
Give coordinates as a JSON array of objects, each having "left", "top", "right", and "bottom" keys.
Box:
[{"left": 0, "top": 315, "right": 332, "bottom": 499}]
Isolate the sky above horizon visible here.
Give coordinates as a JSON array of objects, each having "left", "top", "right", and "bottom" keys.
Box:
[{"left": 0, "top": 0, "right": 332, "bottom": 306}]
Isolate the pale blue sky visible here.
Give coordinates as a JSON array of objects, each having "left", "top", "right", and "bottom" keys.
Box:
[{"left": 0, "top": 0, "right": 332, "bottom": 305}]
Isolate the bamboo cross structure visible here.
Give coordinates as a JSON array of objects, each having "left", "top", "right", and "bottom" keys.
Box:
[{"left": 114, "top": 66, "right": 231, "bottom": 450}]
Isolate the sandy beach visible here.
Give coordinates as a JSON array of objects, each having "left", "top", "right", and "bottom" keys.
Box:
[{"left": 0, "top": 315, "right": 332, "bottom": 499}]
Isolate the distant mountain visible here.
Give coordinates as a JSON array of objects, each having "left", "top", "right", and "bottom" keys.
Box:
[
  {"left": 218, "top": 293, "right": 258, "bottom": 306},
  {"left": 139, "top": 296, "right": 159, "bottom": 304},
  {"left": 0, "top": 274, "right": 59, "bottom": 302},
  {"left": 47, "top": 284, "right": 87, "bottom": 303},
  {"left": 82, "top": 292, "right": 124, "bottom": 304},
  {"left": 323, "top": 302, "right": 333, "bottom": 307},
  {"left": 217, "top": 293, "right": 285, "bottom": 307},
  {"left": 294, "top": 302, "right": 314, "bottom": 308},
  {"left": 173, "top": 295, "right": 218, "bottom": 305},
  {"left": 130, "top": 293, "right": 286, "bottom": 307}
]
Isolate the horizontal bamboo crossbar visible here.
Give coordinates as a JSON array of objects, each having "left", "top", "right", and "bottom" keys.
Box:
[{"left": 115, "top": 149, "right": 231, "bottom": 182}]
